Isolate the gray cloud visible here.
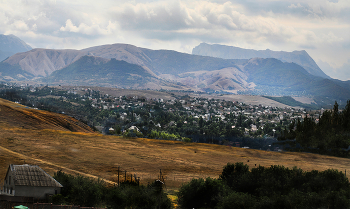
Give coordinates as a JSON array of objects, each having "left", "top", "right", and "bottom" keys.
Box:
[{"left": 0, "top": 0, "right": 349, "bottom": 80}]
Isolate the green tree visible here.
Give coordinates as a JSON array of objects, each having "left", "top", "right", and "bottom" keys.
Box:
[{"left": 177, "top": 177, "right": 227, "bottom": 209}]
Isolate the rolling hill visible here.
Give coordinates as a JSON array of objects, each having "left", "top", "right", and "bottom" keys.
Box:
[{"left": 43, "top": 55, "right": 183, "bottom": 89}]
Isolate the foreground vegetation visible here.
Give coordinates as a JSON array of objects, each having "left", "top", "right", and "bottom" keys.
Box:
[
  {"left": 52, "top": 171, "right": 172, "bottom": 208},
  {"left": 178, "top": 162, "right": 350, "bottom": 209},
  {"left": 50, "top": 163, "right": 350, "bottom": 209}
]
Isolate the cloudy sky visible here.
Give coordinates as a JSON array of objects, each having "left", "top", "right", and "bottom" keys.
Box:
[{"left": 1, "top": 0, "right": 349, "bottom": 80}]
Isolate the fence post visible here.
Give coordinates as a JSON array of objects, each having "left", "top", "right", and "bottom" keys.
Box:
[{"left": 125, "top": 170, "right": 127, "bottom": 182}]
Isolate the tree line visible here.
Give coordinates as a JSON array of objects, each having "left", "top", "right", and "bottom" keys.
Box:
[
  {"left": 278, "top": 100, "right": 350, "bottom": 157},
  {"left": 177, "top": 162, "right": 350, "bottom": 209}
]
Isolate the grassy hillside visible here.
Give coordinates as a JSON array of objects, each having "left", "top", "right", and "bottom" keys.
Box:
[
  {"left": 0, "top": 98, "right": 93, "bottom": 132},
  {"left": 1, "top": 99, "right": 350, "bottom": 190}
]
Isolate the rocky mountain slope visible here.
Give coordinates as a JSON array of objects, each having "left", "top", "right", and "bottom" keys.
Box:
[
  {"left": 0, "top": 34, "right": 32, "bottom": 62},
  {"left": 192, "top": 43, "right": 329, "bottom": 79},
  {"left": 2, "top": 48, "right": 85, "bottom": 78}
]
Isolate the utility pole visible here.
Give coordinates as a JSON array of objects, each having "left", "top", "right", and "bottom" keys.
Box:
[{"left": 117, "top": 166, "right": 120, "bottom": 186}]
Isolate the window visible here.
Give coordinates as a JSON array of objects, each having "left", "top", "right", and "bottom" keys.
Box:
[{"left": 9, "top": 176, "right": 11, "bottom": 184}]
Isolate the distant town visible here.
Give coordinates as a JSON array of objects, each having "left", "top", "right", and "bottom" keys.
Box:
[{"left": 0, "top": 82, "right": 325, "bottom": 151}]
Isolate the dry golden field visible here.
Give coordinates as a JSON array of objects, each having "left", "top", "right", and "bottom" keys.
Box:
[{"left": 1, "top": 98, "right": 350, "bottom": 190}]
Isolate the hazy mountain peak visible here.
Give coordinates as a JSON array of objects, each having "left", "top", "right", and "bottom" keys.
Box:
[
  {"left": 192, "top": 43, "right": 329, "bottom": 79},
  {"left": 0, "top": 34, "right": 33, "bottom": 62},
  {"left": 0, "top": 34, "right": 32, "bottom": 52}
]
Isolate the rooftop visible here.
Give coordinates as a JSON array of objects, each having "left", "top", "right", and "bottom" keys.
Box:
[{"left": 7, "top": 164, "right": 63, "bottom": 188}]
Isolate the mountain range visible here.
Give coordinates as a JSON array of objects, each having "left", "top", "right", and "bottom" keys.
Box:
[{"left": 0, "top": 35, "right": 349, "bottom": 105}]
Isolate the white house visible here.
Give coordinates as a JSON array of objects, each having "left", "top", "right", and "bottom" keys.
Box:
[{"left": 1, "top": 164, "right": 63, "bottom": 200}]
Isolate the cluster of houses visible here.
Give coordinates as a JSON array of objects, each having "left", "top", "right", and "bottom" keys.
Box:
[{"left": 83, "top": 89, "right": 322, "bottom": 137}]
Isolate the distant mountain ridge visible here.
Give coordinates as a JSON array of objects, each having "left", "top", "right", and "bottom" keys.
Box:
[
  {"left": 1, "top": 42, "right": 350, "bottom": 105},
  {"left": 192, "top": 43, "right": 329, "bottom": 79},
  {"left": 0, "top": 34, "right": 32, "bottom": 62}
]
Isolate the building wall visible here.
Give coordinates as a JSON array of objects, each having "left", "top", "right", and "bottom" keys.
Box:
[
  {"left": 2, "top": 170, "right": 15, "bottom": 195},
  {"left": 15, "top": 186, "right": 61, "bottom": 200}
]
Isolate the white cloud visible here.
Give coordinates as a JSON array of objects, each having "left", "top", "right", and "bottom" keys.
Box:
[
  {"left": 288, "top": 3, "right": 303, "bottom": 9},
  {"left": 112, "top": 0, "right": 296, "bottom": 42},
  {"left": 13, "top": 20, "right": 29, "bottom": 31},
  {"left": 60, "top": 19, "right": 118, "bottom": 36}
]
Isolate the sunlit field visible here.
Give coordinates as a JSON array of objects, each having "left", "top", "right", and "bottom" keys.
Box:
[{"left": 1, "top": 98, "right": 350, "bottom": 191}]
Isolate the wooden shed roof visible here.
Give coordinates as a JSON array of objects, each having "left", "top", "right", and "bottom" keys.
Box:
[{"left": 8, "top": 164, "right": 63, "bottom": 187}]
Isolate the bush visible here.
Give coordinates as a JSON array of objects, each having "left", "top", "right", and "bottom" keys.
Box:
[
  {"left": 177, "top": 178, "right": 227, "bottom": 209},
  {"left": 106, "top": 181, "right": 172, "bottom": 209},
  {"left": 53, "top": 171, "right": 172, "bottom": 208}
]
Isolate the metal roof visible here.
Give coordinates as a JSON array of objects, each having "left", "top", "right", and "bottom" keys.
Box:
[{"left": 9, "top": 164, "right": 63, "bottom": 187}]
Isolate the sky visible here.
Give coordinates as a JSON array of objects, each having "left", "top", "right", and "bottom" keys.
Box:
[{"left": 0, "top": 0, "right": 349, "bottom": 80}]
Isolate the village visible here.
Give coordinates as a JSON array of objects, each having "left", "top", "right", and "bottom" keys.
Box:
[
  {"left": 73, "top": 87, "right": 323, "bottom": 149},
  {"left": 1, "top": 83, "right": 324, "bottom": 149}
]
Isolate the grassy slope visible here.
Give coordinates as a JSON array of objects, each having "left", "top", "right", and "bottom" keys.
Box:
[
  {"left": 0, "top": 98, "right": 94, "bottom": 132},
  {"left": 1, "top": 99, "right": 350, "bottom": 190}
]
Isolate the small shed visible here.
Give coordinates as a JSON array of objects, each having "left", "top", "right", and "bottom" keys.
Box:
[{"left": 1, "top": 164, "right": 63, "bottom": 200}]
